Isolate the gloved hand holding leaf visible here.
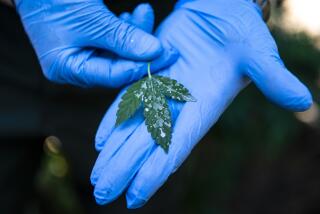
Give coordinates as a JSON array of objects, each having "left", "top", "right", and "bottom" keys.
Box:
[
  {"left": 15, "top": 0, "right": 178, "bottom": 87},
  {"left": 91, "top": 0, "right": 312, "bottom": 208}
]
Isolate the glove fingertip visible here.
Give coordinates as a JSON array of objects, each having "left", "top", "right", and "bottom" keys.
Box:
[
  {"left": 106, "top": 18, "right": 162, "bottom": 60},
  {"left": 246, "top": 53, "right": 313, "bottom": 112},
  {"left": 126, "top": 192, "right": 147, "bottom": 209},
  {"left": 131, "top": 3, "right": 155, "bottom": 33},
  {"left": 283, "top": 87, "right": 313, "bottom": 112},
  {"left": 94, "top": 195, "right": 109, "bottom": 206},
  {"left": 136, "top": 34, "right": 163, "bottom": 59},
  {"left": 133, "top": 3, "right": 153, "bottom": 15},
  {"left": 150, "top": 46, "right": 180, "bottom": 72},
  {"left": 90, "top": 172, "right": 98, "bottom": 186},
  {"left": 95, "top": 135, "right": 104, "bottom": 151},
  {"left": 119, "top": 12, "right": 131, "bottom": 21},
  {"left": 94, "top": 187, "right": 116, "bottom": 205}
]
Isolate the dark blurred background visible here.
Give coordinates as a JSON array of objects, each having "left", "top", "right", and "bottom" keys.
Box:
[{"left": 0, "top": 0, "right": 319, "bottom": 214}]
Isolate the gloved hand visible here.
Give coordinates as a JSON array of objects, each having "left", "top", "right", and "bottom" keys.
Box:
[
  {"left": 91, "top": 0, "right": 313, "bottom": 208},
  {"left": 15, "top": 0, "right": 178, "bottom": 87}
]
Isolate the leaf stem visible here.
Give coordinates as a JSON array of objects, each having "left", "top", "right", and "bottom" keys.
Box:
[{"left": 147, "top": 62, "right": 152, "bottom": 79}]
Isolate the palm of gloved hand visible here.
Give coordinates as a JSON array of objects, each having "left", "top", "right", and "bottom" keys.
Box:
[
  {"left": 15, "top": 0, "right": 178, "bottom": 87},
  {"left": 91, "top": 0, "right": 312, "bottom": 208}
]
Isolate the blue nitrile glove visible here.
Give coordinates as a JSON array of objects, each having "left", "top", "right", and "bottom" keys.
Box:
[
  {"left": 14, "top": 1, "right": 178, "bottom": 87},
  {"left": 91, "top": 0, "right": 313, "bottom": 208}
]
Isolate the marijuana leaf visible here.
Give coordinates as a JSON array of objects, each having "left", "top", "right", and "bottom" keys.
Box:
[
  {"left": 116, "top": 63, "right": 196, "bottom": 152},
  {"left": 154, "top": 76, "right": 196, "bottom": 102},
  {"left": 115, "top": 80, "right": 143, "bottom": 126},
  {"left": 142, "top": 78, "right": 172, "bottom": 151}
]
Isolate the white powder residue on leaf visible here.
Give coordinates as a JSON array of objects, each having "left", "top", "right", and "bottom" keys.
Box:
[{"left": 116, "top": 71, "right": 196, "bottom": 152}]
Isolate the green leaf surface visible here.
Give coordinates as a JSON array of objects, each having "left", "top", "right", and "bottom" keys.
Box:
[
  {"left": 116, "top": 64, "right": 196, "bottom": 152},
  {"left": 154, "top": 76, "right": 196, "bottom": 102},
  {"left": 142, "top": 78, "right": 172, "bottom": 151},
  {"left": 115, "top": 80, "right": 143, "bottom": 126}
]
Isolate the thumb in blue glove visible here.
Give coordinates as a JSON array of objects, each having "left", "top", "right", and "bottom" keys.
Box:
[
  {"left": 15, "top": 1, "right": 179, "bottom": 87},
  {"left": 90, "top": 0, "right": 312, "bottom": 209}
]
